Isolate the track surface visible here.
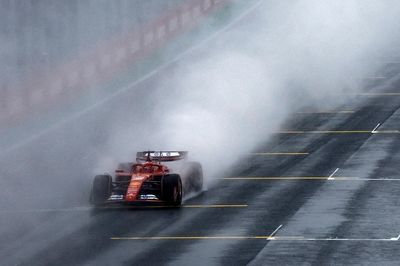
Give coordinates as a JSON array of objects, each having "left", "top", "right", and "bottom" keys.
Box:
[
  {"left": 2, "top": 3, "right": 400, "bottom": 266},
  {"left": 2, "top": 73, "right": 400, "bottom": 265}
]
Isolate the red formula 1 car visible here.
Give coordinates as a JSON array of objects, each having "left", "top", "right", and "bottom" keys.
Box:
[{"left": 90, "top": 151, "right": 203, "bottom": 206}]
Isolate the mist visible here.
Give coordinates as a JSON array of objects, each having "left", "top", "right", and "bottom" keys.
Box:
[
  {"left": 1, "top": 0, "right": 400, "bottom": 209},
  {"left": 102, "top": 0, "right": 400, "bottom": 186}
]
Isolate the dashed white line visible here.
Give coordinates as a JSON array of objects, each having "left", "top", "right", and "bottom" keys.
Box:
[{"left": 372, "top": 123, "right": 381, "bottom": 134}]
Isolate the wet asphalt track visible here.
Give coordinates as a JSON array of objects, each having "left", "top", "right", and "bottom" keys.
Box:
[
  {"left": 2, "top": 4, "right": 400, "bottom": 266},
  {"left": 1, "top": 65, "right": 400, "bottom": 265}
]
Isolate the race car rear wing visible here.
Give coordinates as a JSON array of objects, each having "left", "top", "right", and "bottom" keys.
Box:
[{"left": 136, "top": 151, "right": 188, "bottom": 162}]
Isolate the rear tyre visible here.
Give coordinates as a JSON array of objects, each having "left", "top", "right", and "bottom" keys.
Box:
[
  {"left": 163, "top": 174, "right": 182, "bottom": 206},
  {"left": 185, "top": 162, "right": 203, "bottom": 192},
  {"left": 91, "top": 174, "right": 112, "bottom": 205}
]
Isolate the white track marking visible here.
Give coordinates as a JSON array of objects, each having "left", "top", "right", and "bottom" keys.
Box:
[
  {"left": 355, "top": 178, "right": 400, "bottom": 181},
  {"left": 268, "top": 224, "right": 283, "bottom": 239},
  {"left": 1, "top": 0, "right": 264, "bottom": 156},
  {"left": 271, "top": 235, "right": 400, "bottom": 241},
  {"left": 328, "top": 168, "right": 339, "bottom": 180},
  {"left": 372, "top": 123, "right": 381, "bottom": 133}
]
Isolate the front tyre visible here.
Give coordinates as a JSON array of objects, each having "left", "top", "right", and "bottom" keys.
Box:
[
  {"left": 163, "top": 174, "right": 182, "bottom": 206},
  {"left": 90, "top": 174, "right": 112, "bottom": 205}
]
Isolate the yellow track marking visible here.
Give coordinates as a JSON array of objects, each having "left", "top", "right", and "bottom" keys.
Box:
[
  {"left": 110, "top": 235, "right": 400, "bottom": 241},
  {"left": 111, "top": 236, "right": 274, "bottom": 240},
  {"left": 296, "top": 111, "right": 354, "bottom": 114},
  {"left": 276, "top": 130, "right": 400, "bottom": 134},
  {"left": 251, "top": 152, "right": 309, "bottom": 156},
  {"left": 102, "top": 204, "right": 248, "bottom": 209},
  {"left": 182, "top": 205, "right": 248, "bottom": 208}
]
